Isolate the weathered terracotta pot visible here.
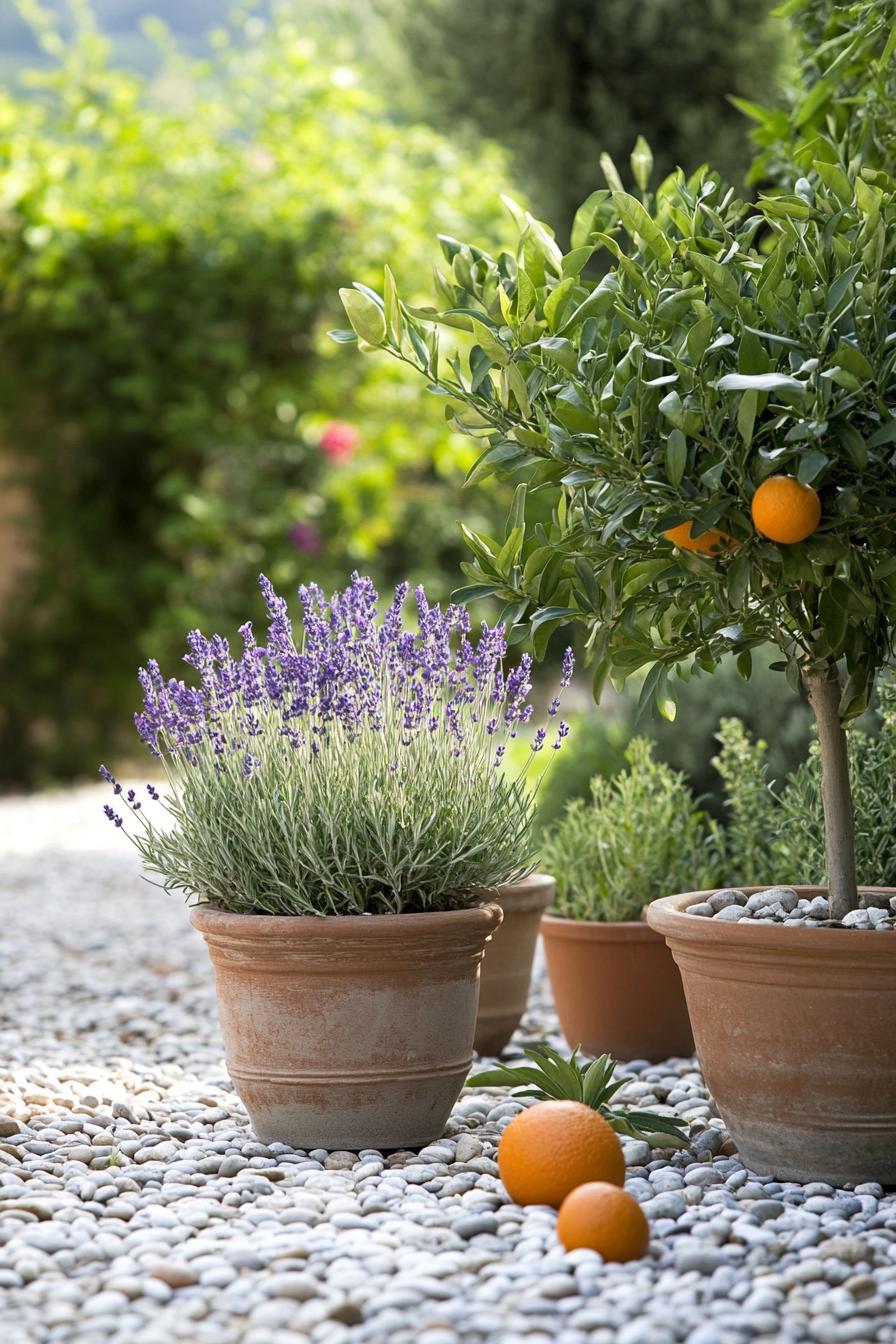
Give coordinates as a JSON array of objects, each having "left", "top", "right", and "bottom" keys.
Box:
[
  {"left": 474, "top": 873, "right": 556, "bottom": 1056},
  {"left": 541, "top": 913, "right": 694, "bottom": 1062},
  {"left": 191, "top": 903, "right": 502, "bottom": 1151},
  {"left": 647, "top": 887, "right": 896, "bottom": 1184}
]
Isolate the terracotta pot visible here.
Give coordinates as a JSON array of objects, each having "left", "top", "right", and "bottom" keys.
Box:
[
  {"left": 647, "top": 887, "right": 896, "bottom": 1184},
  {"left": 540, "top": 913, "right": 694, "bottom": 1062},
  {"left": 190, "top": 902, "right": 502, "bottom": 1151},
  {"left": 474, "top": 873, "right": 556, "bottom": 1056}
]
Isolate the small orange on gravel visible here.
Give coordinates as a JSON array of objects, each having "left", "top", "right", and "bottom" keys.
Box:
[
  {"left": 663, "top": 522, "right": 732, "bottom": 556},
  {"left": 556, "top": 1181, "right": 650, "bottom": 1261},
  {"left": 751, "top": 475, "right": 821, "bottom": 544},
  {"left": 497, "top": 1100, "right": 625, "bottom": 1208}
]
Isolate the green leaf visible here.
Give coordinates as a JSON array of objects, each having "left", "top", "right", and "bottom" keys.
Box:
[
  {"left": 544, "top": 277, "right": 577, "bottom": 332},
  {"left": 383, "top": 265, "right": 403, "bottom": 345},
  {"left": 737, "top": 389, "right": 758, "bottom": 447},
  {"left": 327, "top": 328, "right": 358, "bottom": 344},
  {"left": 686, "top": 313, "right": 715, "bottom": 364},
  {"left": 867, "top": 418, "right": 896, "bottom": 448},
  {"left": 570, "top": 189, "right": 613, "bottom": 251},
  {"left": 451, "top": 584, "right": 501, "bottom": 604},
  {"left": 339, "top": 287, "right": 387, "bottom": 346},
  {"left": 600, "top": 152, "right": 624, "bottom": 194},
  {"left": 813, "top": 160, "right": 854, "bottom": 207},
  {"left": 717, "top": 372, "right": 806, "bottom": 394},
  {"left": 612, "top": 192, "right": 673, "bottom": 263},
  {"left": 831, "top": 421, "right": 868, "bottom": 469},
  {"left": 797, "top": 449, "right": 829, "bottom": 485},
  {"left": 630, "top": 136, "right": 654, "bottom": 194},
  {"left": 687, "top": 250, "right": 741, "bottom": 310},
  {"left": 664, "top": 428, "right": 687, "bottom": 487}
]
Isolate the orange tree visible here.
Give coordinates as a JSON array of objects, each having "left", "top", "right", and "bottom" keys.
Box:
[{"left": 337, "top": 143, "right": 896, "bottom": 917}]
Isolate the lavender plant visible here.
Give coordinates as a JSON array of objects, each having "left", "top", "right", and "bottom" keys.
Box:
[{"left": 101, "top": 574, "right": 572, "bottom": 917}]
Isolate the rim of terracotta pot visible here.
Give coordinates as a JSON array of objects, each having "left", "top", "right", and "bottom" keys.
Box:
[
  {"left": 541, "top": 911, "right": 660, "bottom": 942},
  {"left": 485, "top": 872, "right": 556, "bottom": 913},
  {"left": 647, "top": 886, "right": 896, "bottom": 968},
  {"left": 190, "top": 900, "right": 503, "bottom": 967}
]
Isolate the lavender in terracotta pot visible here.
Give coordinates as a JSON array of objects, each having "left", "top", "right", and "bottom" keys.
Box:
[{"left": 100, "top": 574, "right": 571, "bottom": 1149}]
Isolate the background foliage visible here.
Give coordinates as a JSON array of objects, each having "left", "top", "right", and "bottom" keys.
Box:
[
  {"left": 0, "top": 9, "right": 514, "bottom": 784},
  {"left": 376, "top": 0, "right": 784, "bottom": 231}
]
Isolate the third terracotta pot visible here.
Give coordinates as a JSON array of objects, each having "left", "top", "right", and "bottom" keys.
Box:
[
  {"left": 475, "top": 873, "right": 556, "bottom": 1056},
  {"left": 647, "top": 886, "right": 896, "bottom": 1184},
  {"left": 540, "top": 913, "right": 695, "bottom": 1062}
]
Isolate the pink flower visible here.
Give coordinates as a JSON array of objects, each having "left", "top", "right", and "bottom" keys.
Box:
[
  {"left": 319, "top": 421, "right": 359, "bottom": 463},
  {"left": 286, "top": 522, "right": 322, "bottom": 555}
]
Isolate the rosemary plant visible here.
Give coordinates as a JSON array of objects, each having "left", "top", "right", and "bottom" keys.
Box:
[{"left": 101, "top": 574, "right": 572, "bottom": 916}]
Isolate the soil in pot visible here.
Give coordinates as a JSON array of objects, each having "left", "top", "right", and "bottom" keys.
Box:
[
  {"left": 541, "top": 913, "right": 694, "bottom": 1062},
  {"left": 475, "top": 873, "right": 555, "bottom": 1057},
  {"left": 191, "top": 902, "right": 501, "bottom": 1151},
  {"left": 647, "top": 886, "right": 896, "bottom": 1185}
]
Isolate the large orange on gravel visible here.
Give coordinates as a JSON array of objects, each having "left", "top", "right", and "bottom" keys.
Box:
[
  {"left": 497, "top": 1100, "right": 625, "bottom": 1207},
  {"left": 556, "top": 1181, "right": 650, "bottom": 1261},
  {"left": 663, "top": 522, "right": 732, "bottom": 556},
  {"left": 751, "top": 475, "right": 821, "bottom": 544}
]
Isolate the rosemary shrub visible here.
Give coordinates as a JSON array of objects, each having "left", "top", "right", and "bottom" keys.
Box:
[
  {"left": 101, "top": 574, "right": 572, "bottom": 916},
  {"left": 541, "top": 738, "right": 723, "bottom": 922}
]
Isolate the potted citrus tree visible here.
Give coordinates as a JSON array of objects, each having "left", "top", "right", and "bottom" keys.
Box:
[
  {"left": 540, "top": 738, "right": 721, "bottom": 1061},
  {"left": 337, "top": 143, "right": 896, "bottom": 1181},
  {"left": 101, "top": 574, "right": 570, "bottom": 1150}
]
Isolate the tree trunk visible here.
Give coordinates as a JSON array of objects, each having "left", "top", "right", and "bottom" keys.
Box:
[{"left": 802, "top": 668, "right": 858, "bottom": 920}]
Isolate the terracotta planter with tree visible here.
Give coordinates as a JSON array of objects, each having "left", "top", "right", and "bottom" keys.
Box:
[
  {"left": 102, "top": 574, "right": 570, "bottom": 1149},
  {"left": 344, "top": 135, "right": 896, "bottom": 1178}
]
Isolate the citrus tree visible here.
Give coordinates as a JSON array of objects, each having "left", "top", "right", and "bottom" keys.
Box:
[{"left": 337, "top": 143, "right": 896, "bottom": 917}]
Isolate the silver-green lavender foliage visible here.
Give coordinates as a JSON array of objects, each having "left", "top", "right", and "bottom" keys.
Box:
[
  {"left": 715, "top": 676, "right": 896, "bottom": 889},
  {"left": 540, "top": 737, "right": 724, "bottom": 922},
  {"left": 101, "top": 574, "right": 572, "bottom": 916}
]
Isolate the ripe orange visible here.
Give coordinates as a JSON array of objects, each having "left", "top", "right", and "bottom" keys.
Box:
[
  {"left": 497, "top": 1100, "right": 625, "bottom": 1208},
  {"left": 663, "top": 522, "right": 731, "bottom": 556},
  {"left": 556, "top": 1181, "right": 650, "bottom": 1261},
  {"left": 751, "top": 475, "right": 821, "bottom": 544}
]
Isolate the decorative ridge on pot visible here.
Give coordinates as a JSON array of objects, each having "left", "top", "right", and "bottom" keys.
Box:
[
  {"left": 648, "top": 889, "right": 896, "bottom": 975},
  {"left": 541, "top": 913, "right": 666, "bottom": 945},
  {"left": 191, "top": 903, "right": 502, "bottom": 968},
  {"left": 481, "top": 873, "right": 556, "bottom": 914}
]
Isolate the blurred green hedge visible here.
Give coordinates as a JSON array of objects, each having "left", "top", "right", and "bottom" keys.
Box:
[{"left": 0, "top": 14, "right": 517, "bottom": 785}]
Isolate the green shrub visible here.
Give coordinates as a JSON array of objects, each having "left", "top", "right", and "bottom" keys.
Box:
[
  {"left": 738, "top": 0, "right": 896, "bottom": 185},
  {"left": 716, "top": 678, "right": 896, "bottom": 888},
  {"left": 0, "top": 13, "right": 516, "bottom": 785},
  {"left": 379, "top": 0, "right": 783, "bottom": 229},
  {"left": 541, "top": 738, "right": 724, "bottom": 921}
]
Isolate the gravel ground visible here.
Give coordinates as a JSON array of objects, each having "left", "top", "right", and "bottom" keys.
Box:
[{"left": 1, "top": 787, "right": 895, "bottom": 1344}]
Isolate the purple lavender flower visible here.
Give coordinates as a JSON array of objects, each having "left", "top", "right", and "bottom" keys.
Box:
[{"left": 123, "top": 574, "right": 572, "bottom": 793}]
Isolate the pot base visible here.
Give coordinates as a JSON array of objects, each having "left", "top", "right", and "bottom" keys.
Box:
[{"left": 238, "top": 1069, "right": 467, "bottom": 1152}]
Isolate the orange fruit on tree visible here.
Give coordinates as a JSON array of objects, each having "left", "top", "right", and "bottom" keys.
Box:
[
  {"left": 750, "top": 475, "right": 821, "bottom": 544},
  {"left": 663, "top": 522, "right": 732, "bottom": 556},
  {"left": 556, "top": 1181, "right": 650, "bottom": 1262},
  {"left": 497, "top": 1100, "right": 625, "bottom": 1207}
]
